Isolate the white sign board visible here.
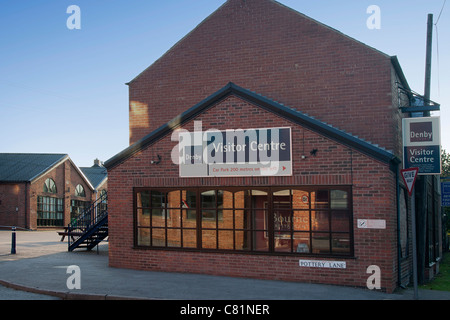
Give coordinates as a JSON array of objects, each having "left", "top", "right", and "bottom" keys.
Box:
[
  {"left": 299, "top": 260, "right": 346, "bottom": 269},
  {"left": 178, "top": 127, "right": 292, "bottom": 177},
  {"left": 402, "top": 117, "right": 441, "bottom": 175},
  {"left": 357, "top": 219, "right": 386, "bottom": 229}
]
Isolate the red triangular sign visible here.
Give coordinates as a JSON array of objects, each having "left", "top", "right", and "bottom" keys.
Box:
[{"left": 400, "top": 167, "right": 419, "bottom": 196}]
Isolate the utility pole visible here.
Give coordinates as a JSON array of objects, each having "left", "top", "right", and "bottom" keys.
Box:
[{"left": 424, "top": 13, "right": 433, "bottom": 112}]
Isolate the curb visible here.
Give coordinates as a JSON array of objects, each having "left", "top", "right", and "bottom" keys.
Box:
[{"left": 0, "top": 279, "right": 154, "bottom": 300}]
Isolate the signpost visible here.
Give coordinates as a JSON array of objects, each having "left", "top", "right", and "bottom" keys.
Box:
[{"left": 401, "top": 167, "right": 419, "bottom": 300}]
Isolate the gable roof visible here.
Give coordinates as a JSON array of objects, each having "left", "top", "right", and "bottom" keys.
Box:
[
  {"left": 127, "top": 0, "right": 409, "bottom": 90},
  {"left": 0, "top": 153, "right": 95, "bottom": 190},
  {"left": 80, "top": 165, "right": 107, "bottom": 190},
  {"left": 104, "top": 82, "right": 400, "bottom": 170},
  {"left": 0, "top": 153, "right": 68, "bottom": 183}
]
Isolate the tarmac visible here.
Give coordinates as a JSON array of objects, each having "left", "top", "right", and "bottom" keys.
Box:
[{"left": 1, "top": 230, "right": 450, "bottom": 301}]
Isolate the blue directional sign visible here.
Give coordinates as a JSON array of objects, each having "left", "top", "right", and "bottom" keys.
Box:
[{"left": 441, "top": 182, "right": 450, "bottom": 207}]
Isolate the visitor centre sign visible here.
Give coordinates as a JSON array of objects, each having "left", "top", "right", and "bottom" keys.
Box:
[{"left": 175, "top": 124, "right": 292, "bottom": 177}]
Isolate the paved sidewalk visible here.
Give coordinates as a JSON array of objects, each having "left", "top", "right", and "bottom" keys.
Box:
[{"left": 1, "top": 230, "right": 450, "bottom": 301}]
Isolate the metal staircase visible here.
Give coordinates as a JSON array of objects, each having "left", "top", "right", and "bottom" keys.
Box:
[{"left": 68, "top": 192, "right": 108, "bottom": 252}]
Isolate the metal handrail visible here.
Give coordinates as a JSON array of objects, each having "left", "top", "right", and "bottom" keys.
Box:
[
  {"left": 68, "top": 192, "right": 107, "bottom": 249},
  {"left": 69, "top": 192, "right": 107, "bottom": 230}
]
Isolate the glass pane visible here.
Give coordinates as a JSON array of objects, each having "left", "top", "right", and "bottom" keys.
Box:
[
  {"left": 332, "top": 233, "right": 350, "bottom": 255},
  {"left": 137, "top": 209, "right": 150, "bottom": 227},
  {"left": 151, "top": 191, "right": 166, "bottom": 208},
  {"left": 137, "top": 228, "right": 150, "bottom": 246},
  {"left": 275, "top": 232, "right": 292, "bottom": 252},
  {"left": 273, "top": 189, "right": 290, "bottom": 196},
  {"left": 253, "top": 231, "right": 269, "bottom": 251},
  {"left": 331, "top": 211, "right": 350, "bottom": 232},
  {"left": 167, "top": 190, "right": 181, "bottom": 208},
  {"left": 201, "top": 190, "right": 216, "bottom": 208},
  {"left": 137, "top": 191, "right": 150, "bottom": 208},
  {"left": 151, "top": 209, "right": 166, "bottom": 227},
  {"left": 312, "top": 233, "right": 330, "bottom": 254},
  {"left": 234, "top": 208, "right": 245, "bottom": 229},
  {"left": 312, "top": 190, "right": 329, "bottom": 209},
  {"left": 202, "top": 230, "right": 216, "bottom": 249},
  {"left": 184, "top": 209, "right": 197, "bottom": 224},
  {"left": 293, "top": 233, "right": 310, "bottom": 253},
  {"left": 251, "top": 190, "right": 268, "bottom": 209},
  {"left": 220, "top": 209, "right": 234, "bottom": 229},
  {"left": 234, "top": 191, "right": 245, "bottom": 209},
  {"left": 183, "top": 190, "right": 196, "bottom": 208},
  {"left": 167, "top": 229, "right": 181, "bottom": 248},
  {"left": 151, "top": 228, "right": 165, "bottom": 247},
  {"left": 292, "top": 189, "right": 310, "bottom": 209},
  {"left": 311, "top": 211, "right": 329, "bottom": 231},
  {"left": 253, "top": 209, "right": 267, "bottom": 231},
  {"left": 222, "top": 190, "right": 233, "bottom": 209},
  {"left": 273, "top": 209, "right": 292, "bottom": 233},
  {"left": 218, "top": 230, "right": 234, "bottom": 250},
  {"left": 235, "top": 230, "right": 251, "bottom": 251},
  {"left": 168, "top": 208, "right": 181, "bottom": 228},
  {"left": 293, "top": 211, "right": 309, "bottom": 231},
  {"left": 331, "top": 190, "right": 348, "bottom": 209},
  {"left": 183, "top": 229, "right": 197, "bottom": 248},
  {"left": 202, "top": 210, "right": 217, "bottom": 223}
]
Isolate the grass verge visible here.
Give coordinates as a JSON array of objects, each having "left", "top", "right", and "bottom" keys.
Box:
[{"left": 420, "top": 252, "right": 450, "bottom": 291}]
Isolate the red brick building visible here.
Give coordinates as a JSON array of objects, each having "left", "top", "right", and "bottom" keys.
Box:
[
  {"left": 104, "top": 0, "right": 442, "bottom": 292},
  {"left": 0, "top": 154, "right": 94, "bottom": 230}
]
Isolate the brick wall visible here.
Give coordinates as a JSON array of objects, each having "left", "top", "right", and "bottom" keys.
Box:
[
  {"left": 128, "top": 0, "right": 399, "bottom": 157},
  {"left": 0, "top": 183, "right": 28, "bottom": 228},
  {"left": 108, "top": 96, "right": 399, "bottom": 292},
  {"left": 0, "top": 159, "right": 94, "bottom": 230}
]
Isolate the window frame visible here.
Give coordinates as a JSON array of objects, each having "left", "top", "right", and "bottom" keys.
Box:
[
  {"left": 75, "top": 184, "right": 86, "bottom": 197},
  {"left": 37, "top": 195, "right": 64, "bottom": 226},
  {"left": 133, "top": 186, "right": 353, "bottom": 257},
  {"left": 43, "top": 178, "right": 57, "bottom": 194}
]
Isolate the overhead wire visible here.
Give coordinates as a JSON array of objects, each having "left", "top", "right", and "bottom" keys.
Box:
[{"left": 434, "top": 0, "right": 447, "bottom": 97}]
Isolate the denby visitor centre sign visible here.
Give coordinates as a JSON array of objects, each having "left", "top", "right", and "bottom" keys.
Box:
[
  {"left": 402, "top": 117, "right": 441, "bottom": 175},
  {"left": 174, "top": 123, "right": 292, "bottom": 177}
]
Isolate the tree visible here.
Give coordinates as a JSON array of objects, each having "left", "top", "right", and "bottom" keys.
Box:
[
  {"left": 442, "top": 149, "right": 450, "bottom": 177},
  {"left": 442, "top": 149, "right": 450, "bottom": 250}
]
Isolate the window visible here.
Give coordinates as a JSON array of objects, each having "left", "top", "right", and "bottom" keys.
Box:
[
  {"left": 75, "top": 184, "right": 85, "bottom": 197},
  {"left": 43, "top": 178, "right": 57, "bottom": 193},
  {"left": 134, "top": 187, "right": 353, "bottom": 256},
  {"left": 70, "top": 200, "right": 90, "bottom": 221},
  {"left": 37, "top": 196, "right": 63, "bottom": 226}
]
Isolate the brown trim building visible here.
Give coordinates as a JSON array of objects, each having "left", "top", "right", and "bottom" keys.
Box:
[
  {"left": 104, "top": 0, "right": 443, "bottom": 293},
  {"left": 0, "top": 154, "right": 95, "bottom": 230}
]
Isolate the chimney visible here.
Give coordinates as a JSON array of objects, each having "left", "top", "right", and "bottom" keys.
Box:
[{"left": 93, "top": 158, "right": 103, "bottom": 167}]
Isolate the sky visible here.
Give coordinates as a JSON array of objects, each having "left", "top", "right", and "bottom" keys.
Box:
[{"left": 0, "top": 0, "right": 448, "bottom": 168}]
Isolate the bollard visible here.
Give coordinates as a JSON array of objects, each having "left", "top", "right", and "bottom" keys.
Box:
[{"left": 11, "top": 226, "right": 16, "bottom": 254}]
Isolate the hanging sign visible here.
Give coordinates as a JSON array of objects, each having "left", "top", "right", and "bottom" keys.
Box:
[
  {"left": 400, "top": 167, "right": 419, "bottom": 196},
  {"left": 402, "top": 117, "right": 441, "bottom": 175}
]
